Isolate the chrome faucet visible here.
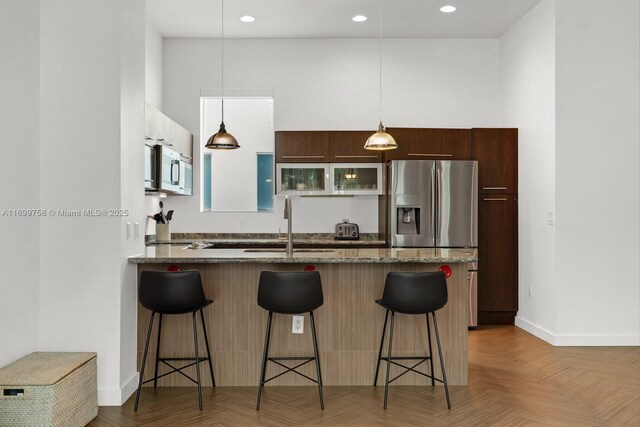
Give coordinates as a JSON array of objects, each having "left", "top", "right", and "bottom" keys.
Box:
[{"left": 283, "top": 195, "right": 293, "bottom": 256}]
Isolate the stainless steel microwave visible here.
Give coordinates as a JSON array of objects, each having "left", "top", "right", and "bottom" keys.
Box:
[
  {"left": 176, "top": 155, "right": 193, "bottom": 196},
  {"left": 158, "top": 145, "right": 181, "bottom": 193},
  {"left": 144, "top": 143, "right": 158, "bottom": 191}
]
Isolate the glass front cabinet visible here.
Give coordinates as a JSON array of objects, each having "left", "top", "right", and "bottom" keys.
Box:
[
  {"left": 276, "top": 163, "right": 331, "bottom": 195},
  {"left": 276, "top": 163, "right": 383, "bottom": 196},
  {"left": 331, "top": 163, "right": 383, "bottom": 195}
]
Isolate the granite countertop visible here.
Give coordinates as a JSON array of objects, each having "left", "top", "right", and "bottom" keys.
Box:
[
  {"left": 128, "top": 246, "right": 478, "bottom": 264},
  {"left": 145, "top": 233, "right": 387, "bottom": 248}
]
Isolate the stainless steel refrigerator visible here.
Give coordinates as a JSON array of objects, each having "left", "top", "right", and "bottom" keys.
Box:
[
  {"left": 388, "top": 160, "right": 478, "bottom": 326},
  {"left": 388, "top": 160, "right": 478, "bottom": 248}
]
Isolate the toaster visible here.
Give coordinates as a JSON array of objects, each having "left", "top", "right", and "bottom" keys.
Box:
[{"left": 335, "top": 219, "right": 359, "bottom": 240}]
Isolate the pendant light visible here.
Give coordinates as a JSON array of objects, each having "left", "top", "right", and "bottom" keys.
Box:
[
  {"left": 364, "top": 5, "right": 397, "bottom": 151},
  {"left": 205, "top": 0, "right": 240, "bottom": 150}
]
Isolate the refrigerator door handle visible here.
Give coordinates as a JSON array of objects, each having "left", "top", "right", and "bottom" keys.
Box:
[{"left": 431, "top": 166, "right": 437, "bottom": 243}]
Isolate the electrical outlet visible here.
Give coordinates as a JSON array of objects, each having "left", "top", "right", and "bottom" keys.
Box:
[
  {"left": 528, "top": 284, "right": 533, "bottom": 298},
  {"left": 240, "top": 220, "right": 246, "bottom": 231},
  {"left": 292, "top": 315, "right": 304, "bottom": 334}
]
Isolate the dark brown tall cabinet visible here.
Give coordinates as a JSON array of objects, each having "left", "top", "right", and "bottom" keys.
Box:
[{"left": 471, "top": 128, "right": 518, "bottom": 324}]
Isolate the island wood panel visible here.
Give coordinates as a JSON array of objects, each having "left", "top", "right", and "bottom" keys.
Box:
[{"left": 137, "top": 262, "right": 468, "bottom": 387}]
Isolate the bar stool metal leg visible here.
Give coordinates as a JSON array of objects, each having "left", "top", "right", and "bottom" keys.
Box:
[
  {"left": 199, "top": 309, "right": 216, "bottom": 387},
  {"left": 153, "top": 314, "right": 163, "bottom": 388},
  {"left": 192, "top": 312, "right": 203, "bottom": 410},
  {"left": 383, "top": 311, "right": 395, "bottom": 410},
  {"left": 432, "top": 312, "right": 451, "bottom": 409},
  {"left": 256, "top": 311, "right": 273, "bottom": 410},
  {"left": 309, "top": 311, "right": 324, "bottom": 410},
  {"left": 134, "top": 312, "right": 155, "bottom": 412},
  {"left": 426, "top": 314, "right": 435, "bottom": 387},
  {"left": 374, "top": 309, "right": 389, "bottom": 386}
]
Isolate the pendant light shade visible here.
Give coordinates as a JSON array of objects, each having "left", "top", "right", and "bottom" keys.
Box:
[
  {"left": 364, "top": 122, "right": 398, "bottom": 150},
  {"left": 205, "top": 121, "right": 239, "bottom": 149},
  {"left": 205, "top": 0, "right": 239, "bottom": 150},
  {"left": 365, "top": 5, "right": 397, "bottom": 151}
]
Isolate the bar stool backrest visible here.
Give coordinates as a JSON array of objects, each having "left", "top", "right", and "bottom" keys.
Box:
[
  {"left": 381, "top": 271, "right": 448, "bottom": 314},
  {"left": 139, "top": 270, "right": 207, "bottom": 314},
  {"left": 258, "top": 271, "right": 323, "bottom": 314}
]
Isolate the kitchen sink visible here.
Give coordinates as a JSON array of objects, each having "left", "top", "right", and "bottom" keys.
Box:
[{"left": 243, "top": 248, "right": 336, "bottom": 253}]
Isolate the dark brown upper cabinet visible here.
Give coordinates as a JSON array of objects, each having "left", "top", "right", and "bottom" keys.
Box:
[
  {"left": 275, "top": 131, "right": 330, "bottom": 163},
  {"left": 471, "top": 128, "right": 518, "bottom": 194},
  {"left": 384, "top": 128, "right": 471, "bottom": 161},
  {"left": 329, "top": 131, "right": 383, "bottom": 163}
]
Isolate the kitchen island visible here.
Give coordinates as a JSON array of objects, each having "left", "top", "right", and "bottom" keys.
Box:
[{"left": 129, "top": 247, "right": 476, "bottom": 387}]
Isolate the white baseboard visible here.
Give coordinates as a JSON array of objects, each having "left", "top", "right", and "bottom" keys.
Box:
[
  {"left": 515, "top": 316, "right": 640, "bottom": 346},
  {"left": 515, "top": 316, "right": 556, "bottom": 345},
  {"left": 98, "top": 372, "right": 139, "bottom": 406},
  {"left": 553, "top": 333, "right": 640, "bottom": 346}
]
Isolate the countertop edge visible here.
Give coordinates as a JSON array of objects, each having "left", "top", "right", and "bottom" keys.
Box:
[{"left": 128, "top": 256, "right": 478, "bottom": 264}]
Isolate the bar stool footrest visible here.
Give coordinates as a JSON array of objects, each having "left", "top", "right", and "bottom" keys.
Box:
[
  {"left": 141, "top": 357, "right": 211, "bottom": 385},
  {"left": 379, "top": 355, "right": 445, "bottom": 384},
  {"left": 264, "top": 356, "right": 318, "bottom": 384}
]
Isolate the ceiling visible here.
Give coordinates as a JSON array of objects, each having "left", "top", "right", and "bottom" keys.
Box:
[{"left": 146, "top": 0, "right": 542, "bottom": 39}]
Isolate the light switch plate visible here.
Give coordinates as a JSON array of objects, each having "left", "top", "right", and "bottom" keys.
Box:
[
  {"left": 547, "top": 210, "right": 554, "bottom": 225},
  {"left": 292, "top": 315, "right": 304, "bottom": 334}
]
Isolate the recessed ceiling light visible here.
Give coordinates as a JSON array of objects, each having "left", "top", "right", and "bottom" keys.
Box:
[
  {"left": 352, "top": 15, "right": 368, "bottom": 22},
  {"left": 440, "top": 5, "right": 456, "bottom": 13},
  {"left": 240, "top": 15, "right": 255, "bottom": 23}
]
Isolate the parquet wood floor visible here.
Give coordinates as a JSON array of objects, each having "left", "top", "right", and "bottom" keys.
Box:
[{"left": 90, "top": 326, "right": 640, "bottom": 426}]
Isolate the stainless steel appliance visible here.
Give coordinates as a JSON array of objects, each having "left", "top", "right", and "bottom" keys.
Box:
[
  {"left": 159, "top": 145, "right": 181, "bottom": 193},
  {"left": 468, "top": 261, "right": 478, "bottom": 327},
  {"left": 144, "top": 143, "right": 158, "bottom": 191},
  {"left": 388, "top": 160, "right": 477, "bottom": 248},
  {"left": 176, "top": 154, "right": 193, "bottom": 196},
  {"left": 335, "top": 219, "right": 360, "bottom": 240},
  {"left": 388, "top": 160, "right": 478, "bottom": 327}
]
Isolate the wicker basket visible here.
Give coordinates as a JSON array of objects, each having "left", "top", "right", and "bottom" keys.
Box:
[{"left": 0, "top": 352, "right": 97, "bottom": 427}]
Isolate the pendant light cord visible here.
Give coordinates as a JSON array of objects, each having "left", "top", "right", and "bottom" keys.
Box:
[
  {"left": 221, "top": 0, "right": 225, "bottom": 123},
  {"left": 379, "top": 4, "right": 383, "bottom": 125}
]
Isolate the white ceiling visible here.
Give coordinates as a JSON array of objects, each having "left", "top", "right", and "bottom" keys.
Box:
[{"left": 146, "top": 0, "right": 542, "bottom": 39}]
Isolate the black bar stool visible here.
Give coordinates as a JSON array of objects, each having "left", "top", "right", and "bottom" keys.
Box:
[
  {"left": 256, "top": 271, "right": 324, "bottom": 410},
  {"left": 134, "top": 270, "right": 215, "bottom": 411},
  {"left": 373, "top": 271, "right": 451, "bottom": 410}
]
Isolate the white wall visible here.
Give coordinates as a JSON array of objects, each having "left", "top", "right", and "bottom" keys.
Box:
[
  {"left": 119, "top": 0, "right": 146, "bottom": 401},
  {"left": 500, "top": 1, "right": 557, "bottom": 338},
  {"left": 161, "top": 38, "right": 501, "bottom": 233},
  {"left": 143, "top": 22, "right": 164, "bottom": 235},
  {"left": 145, "top": 22, "right": 163, "bottom": 110},
  {"left": 37, "top": 0, "right": 145, "bottom": 404},
  {"left": 0, "top": 0, "right": 40, "bottom": 367},
  {"left": 204, "top": 98, "right": 274, "bottom": 212},
  {"left": 554, "top": 0, "right": 639, "bottom": 345}
]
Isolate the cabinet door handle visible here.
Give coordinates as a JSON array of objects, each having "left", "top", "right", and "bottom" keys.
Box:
[
  {"left": 334, "top": 155, "right": 378, "bottom": 159},
  {"left": 408, "top": 153, "right": 453, "bottom": 157},
  {"left": 157, "top": 139, "right": 174, "bottom": 147},
  {"left": 281, "top": 155, "right": 325, "bottom": 159},
  {"left": 482, "top": 186, "right": 508, "bottom": 190},
  {"left": 482, "top": 198, "right": 508, "bottom": 201}
]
